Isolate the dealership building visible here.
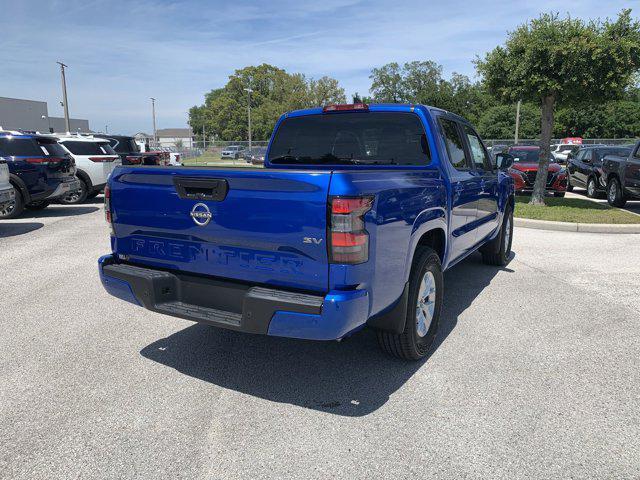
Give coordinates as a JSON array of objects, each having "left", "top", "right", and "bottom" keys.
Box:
[{"left": 0, "top": 96, "right": 90, "bottom": 133}]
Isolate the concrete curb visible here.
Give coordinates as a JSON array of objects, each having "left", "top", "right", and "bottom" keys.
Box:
[{"left": 515, "top": 217, "right": 640, "bottom": 234}]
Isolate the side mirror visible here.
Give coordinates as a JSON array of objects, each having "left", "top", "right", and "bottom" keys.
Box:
[{"left": 495, "top": 153, "right": 514, "bottom": 170}]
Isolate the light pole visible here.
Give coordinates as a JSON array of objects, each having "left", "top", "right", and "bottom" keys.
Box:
[
  {"left": 514, "top": 99, "right": 522, "bottom": 144},
  {"left": 105, "top": 125, "right": 109, "bottom": 133},
  {"left": 150, "top": 97, "right": 157, "bottom": 146},
  {"left": 57, "top": 61, "right": 71, "bottom": 133},
  {"left": 244, "top": 87, "right": 253, "bottom": 151}
]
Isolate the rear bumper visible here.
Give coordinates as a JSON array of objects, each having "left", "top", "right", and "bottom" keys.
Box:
[
  {"left": 98, "top": 255, "right": 369, "bottom": 340},
  {"left": 46, "top": 178, "right": 81, "bottom": 200}
]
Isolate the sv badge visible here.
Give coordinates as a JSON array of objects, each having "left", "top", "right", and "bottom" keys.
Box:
[{"left": 303, "top": 237, "right": 323, "bottom": 245}]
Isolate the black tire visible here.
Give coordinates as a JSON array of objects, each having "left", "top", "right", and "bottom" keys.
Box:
[
  {"left": 376, "top": 247, "right": 443, "bottom": 361},
  {"left": 566, "top": 174, "right": 574, "bottom": 192},
  {"left": 607, "top": 177, "right": 627, "bottom": 208},
  {"left": 86, "top": 190, "right": 100, "bottom": 199},
  {"left": 553, "top": 192, "right": 565, "bottom": 198},
  {"left": 0, "top": 187, "right": 24, "bottom": 219},
  {"left": 25, "top": 201, "right": 49, "bottom": 211},
  {"left": 586, "top": 177, "right": 598, "bottom": 198},
  {"left": 59, "top": 178, "right": 88, "bottom": 204},
  {"left": 481, "top": 205, "right": 513, "bottom": 266}
]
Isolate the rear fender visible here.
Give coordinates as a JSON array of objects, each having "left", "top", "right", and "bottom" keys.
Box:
[{"left": 403, "top": 213, "right": 447, "bottom": 281}]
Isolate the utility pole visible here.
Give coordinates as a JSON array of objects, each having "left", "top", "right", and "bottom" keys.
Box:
[
  {"left": 514, "top": 99, "right": 522, "bottom": 144},
  {"left": 57, "top": 61, "right": 71, "bottom": 133},
  {"left": 105, "top": 125, "right": 109, "bottom": 133},
  {"left": 202, "top": 124, "right": 206, "bottom": 150},
  {"left": 150, "top": 97, "right": 157, "bottom": 146},
  {"left": 244, "top": 87, "right": 253, "bottom": 151}
]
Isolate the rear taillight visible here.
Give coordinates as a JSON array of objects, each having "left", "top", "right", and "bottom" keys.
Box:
[
  {"left": 328, "top": 196, "right": 373, "bottom": 264},
  {"left": 125, "top": 156, "right": 142, "bottom": 165},
  {"left": 89, "top": 156, "right": 119, "bottom": 163},
  {"left": 24, "top": 157, "right": 63, "bottom": 165},
  {"left": 104, "top": 185, "right": 112, "bottom": 225}
]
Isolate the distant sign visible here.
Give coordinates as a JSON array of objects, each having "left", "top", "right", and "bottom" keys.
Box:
[{"left": 561, "top": 137, "right": 583, "bottom": 145}]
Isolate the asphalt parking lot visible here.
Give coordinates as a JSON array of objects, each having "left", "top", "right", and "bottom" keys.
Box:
[{"left": 1, "top": 200, "right": 639, "bottom": 479}]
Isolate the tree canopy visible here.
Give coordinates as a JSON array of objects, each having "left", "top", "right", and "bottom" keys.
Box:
[{"left": 189, "top": 64, "right": 346, "bottom": 141}]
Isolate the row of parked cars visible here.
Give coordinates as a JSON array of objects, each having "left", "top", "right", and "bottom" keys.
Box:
[
  {"left": 220, "top": 145, "right": 267, "bottom": 165},
  {"left": 488, "top": 141, "right": 640, "bottom": 207},
  {"left": 0, "top": 130, "right": 181, "bottom": 219}
]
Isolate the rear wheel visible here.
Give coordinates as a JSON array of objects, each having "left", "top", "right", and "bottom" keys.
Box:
[
  {"left": 553, "top": 192, "right": 565, "bottom": 198},
  {"left": 607, "top": 177, "right": 627, "bottom": 207},
  {"left": 586, "top": 177, "right": 598, "bottom": 198},
  {"left": 376, "top": 247, "right": 443, "bottom": 361},
  {"left": 0, "top": 187, "right": 24, "bottom": 219},
  {"left": 566, "top": 174, "right": 574, "bottom": 192},
  {"left": 59, "top": 178, "right": 88, "bottom": 204},
  {"left": 86, "top": 190, "right": 100, "bottom": 199},
  {"left": 481, "top": 205, "right": 513, "bottom": 266},
  {"left": 25, "top": 201, "right": 49, "bottom": 211}
]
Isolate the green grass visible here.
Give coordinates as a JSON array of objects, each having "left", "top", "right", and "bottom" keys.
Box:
[{"left": 514, "top": 196, "right": 640, "bottom": 224}]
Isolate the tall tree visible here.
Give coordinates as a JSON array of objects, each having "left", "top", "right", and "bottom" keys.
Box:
[
  {"left": 476, "top": 10, "right": 640, "bottom": 205},
  {"left": 189, "top": 64, "right": 346, "bottom": 141}
]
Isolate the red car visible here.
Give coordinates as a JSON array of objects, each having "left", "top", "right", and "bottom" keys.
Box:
[{"left": 506, "top": 146, "right": 567, "bottom": 197}]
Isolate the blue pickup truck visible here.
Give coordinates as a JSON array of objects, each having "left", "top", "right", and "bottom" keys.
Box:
[{"left": 99, "top": 104, "right": 515, "bottom": 360}]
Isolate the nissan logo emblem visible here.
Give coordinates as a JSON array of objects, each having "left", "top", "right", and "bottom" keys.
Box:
[{"left": 190, "top": 203, "right": 212, "bottom": 226}]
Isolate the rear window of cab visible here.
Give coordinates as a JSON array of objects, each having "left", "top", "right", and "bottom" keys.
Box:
[
  {"left": 61, "top": 141, "right": 116, "bottom": 156},
  {"left": 268, "top": 112, "right": 431, "bottom": 166}
]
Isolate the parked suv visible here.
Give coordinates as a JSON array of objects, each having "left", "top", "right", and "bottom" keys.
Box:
[
  {"left": 53, "top": 134, "right": 122, "bottom": 203},
  {"left": 566, "top": 145, "right": 632, "bottom": 198},
  {"left": 507, "top": 145, "right": 567, "bottom": 197},
  {"left": 221, "top": 145, "right": 244, "bottom": 159},
  {"left": 0, "top": 158, "right": 15, "bottom": 212},
  {"left": 0, "top": 131, "right": 79, "bottom": 218},
  {"left": 93, "top": 134, "right": 162, "bottom": 166}
]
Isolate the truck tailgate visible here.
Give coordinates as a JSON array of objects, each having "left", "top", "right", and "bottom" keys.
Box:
[{"left": 109, "top": 167, "right": 331, "bottom": 292}]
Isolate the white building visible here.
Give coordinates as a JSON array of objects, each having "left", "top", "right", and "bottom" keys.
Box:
[{"left": 155, "top": 128, "right": 193, "bottom": 149}]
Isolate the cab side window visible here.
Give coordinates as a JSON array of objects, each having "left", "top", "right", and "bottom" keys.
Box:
[
  {"left": 583, "top": 150, "right": 593, "bottom": 162},
  {"left": 463, "top": 125, "right": 492, "bottom": 171},
  {"left": 439, "top": 118, "right": 469, "bottom": 171}
]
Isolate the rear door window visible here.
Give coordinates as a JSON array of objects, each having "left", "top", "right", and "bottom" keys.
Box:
[{"left": 439, "top": 118, "right": 469, "bottom": 171}]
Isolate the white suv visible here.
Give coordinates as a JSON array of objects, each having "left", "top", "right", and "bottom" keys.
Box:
[
  {"left": 55, "top": 134, "right": 122, "bottom": 204},
  {"left": 0, "top": 158, "right": 15, "bottom": 214}
]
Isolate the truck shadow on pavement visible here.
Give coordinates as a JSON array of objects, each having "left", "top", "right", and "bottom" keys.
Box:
[
  {"left": 140, "top": 252, "right": 515, "bottom": 417},
  {"left": 0, "top": 222, "right": 44, "bottom": 238}
]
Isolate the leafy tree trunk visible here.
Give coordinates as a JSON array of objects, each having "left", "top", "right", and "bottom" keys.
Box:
[{"left": 530, "top": 94, "right": 555, "bottom": 205}]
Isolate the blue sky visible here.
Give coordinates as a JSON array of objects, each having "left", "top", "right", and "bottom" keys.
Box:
[{"left": 0, "top": 0, "right": 633, "bottom": 134}]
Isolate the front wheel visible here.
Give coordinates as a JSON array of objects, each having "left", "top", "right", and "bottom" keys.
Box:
[
  {"left": 481, "top": 205, "right": 513, "bottom": 266},
  {"left": 586, "top": 178, "right": 598, "bottom": 198},
  {"left": 0, "top": 187, "right": 24, "bottom": 219},
  {"left": 607, "top": 177, "right": 627, "bottom": 207},
  {"left": 553, "top": 192, "right": 565, "bottom": 198},
  {"left": 566, "top": 174, "right": 574, "bottom": 192},
  {"left": 377, "top": 247, "right": 443, "bottom": 361}
]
